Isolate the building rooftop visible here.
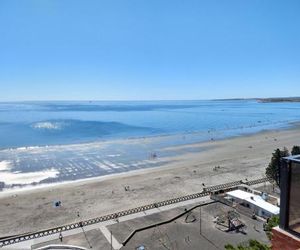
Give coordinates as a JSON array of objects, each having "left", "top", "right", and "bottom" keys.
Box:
[
  {"left": 227, "top": 189, "right": 279, "bottom": 215},
  {"left": 283, "top": 155, "right": 300, "bottom": 163}
]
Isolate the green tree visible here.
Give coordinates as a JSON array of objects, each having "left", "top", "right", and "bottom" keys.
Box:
[
  {"left": 265, "top": 148, "right": 289, "bottom": 186},
  {"left": 291, "top": 145, "right": 300, "bottom": 155},
  {"left": 225, "top": 239, "right": 270, "bottom": 250},
  {"left": 264, "top": 215, "right": 279, "bottom": 239}
]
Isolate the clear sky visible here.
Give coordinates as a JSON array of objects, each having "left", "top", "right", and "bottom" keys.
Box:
[{"left": 0, "top": 0, "right": 300, "bottom": 101}]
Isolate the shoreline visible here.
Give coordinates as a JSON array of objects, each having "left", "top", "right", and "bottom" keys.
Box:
[
  {"left": 0, "top": 121, "right": 299, "bottom": 196},
  {"left": 0, "top": 124, "right": 300, "bottom": 236}
]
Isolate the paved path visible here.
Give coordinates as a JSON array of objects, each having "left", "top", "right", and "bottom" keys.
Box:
[
  {"left": 1, "top": 196, "right": 210, "bottom": 249},
  {"left": 99, "top": 226, "right": 122, "bottom": 250}
]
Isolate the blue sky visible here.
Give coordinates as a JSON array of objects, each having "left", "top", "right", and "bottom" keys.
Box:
[{"left": 0, "top": 0, "right": 299, "bottom": 101}]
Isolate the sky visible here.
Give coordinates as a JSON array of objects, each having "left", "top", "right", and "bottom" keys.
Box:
[{"left": 0, "top": 0, "right": 300, "bottom": 101}]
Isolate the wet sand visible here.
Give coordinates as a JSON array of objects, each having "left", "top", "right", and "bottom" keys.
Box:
[{"left": 0, "top": 126, "right": 300, "bottom": 237}]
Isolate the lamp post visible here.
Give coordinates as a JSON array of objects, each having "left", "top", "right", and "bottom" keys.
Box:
[
  {"left": 110, "top": 230, "right": 113, "bottom": 250},
  {"left": 199, "top": 206, "right": 202, "bottom": 235}
]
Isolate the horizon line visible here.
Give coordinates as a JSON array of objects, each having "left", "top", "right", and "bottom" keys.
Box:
[{"left": 0, "top": 96, "right": 299, "bottom": 103}]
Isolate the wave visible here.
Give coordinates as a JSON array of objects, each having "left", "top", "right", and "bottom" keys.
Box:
[
  {"left": 0, "top": 119, "right": 156, "bottom": 148},
  {"left": 0, "top": 168, "right": 59, "bottom": 185},
  {"left": 0, "top": 118, "right": 159, "bottom": 149},
  {"left": 31, "top": 121, "right": 65, "bottom": 130},
  {"left": 30, "top": 119, "right": 153, "bottom": 134},
  {"left": 0, "top": 160, "right": 11, "bottom": 171}
]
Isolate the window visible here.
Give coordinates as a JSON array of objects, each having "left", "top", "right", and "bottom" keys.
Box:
[{"left": 288, "top": 161, "right": 300, "bottom": 234}]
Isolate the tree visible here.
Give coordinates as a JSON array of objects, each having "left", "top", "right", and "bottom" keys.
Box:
[
  {"left": 225, "top": 239, "right": 270, "bottom": 250},
  {"left": 265, "top": 148, "right": 289, "bottom": 186},
  {"left": 291, "top": 145, "right": 300, "bottom": 155},
  {"left": 264, "top": 215, "right": 279, "bottom": 239}
]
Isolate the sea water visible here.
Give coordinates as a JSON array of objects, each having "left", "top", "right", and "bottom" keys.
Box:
[{"left": 0, "top": 100, "right": 299, "bottom": 189}]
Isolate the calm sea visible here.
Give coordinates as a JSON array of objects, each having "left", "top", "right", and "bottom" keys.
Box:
[
  {"left": 0, "top": 100, "right": 299, "bottom": 189},
  {"left": 1, "top": 100, "right": 300, "bottom": 148}
]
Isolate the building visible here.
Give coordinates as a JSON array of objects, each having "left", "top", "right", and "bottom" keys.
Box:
[
  {"left": 226, "top": 189, "right": 279, "bottom": 218},
  {"left": 272, "top": 155, "right": 300, "bottom": 250}
]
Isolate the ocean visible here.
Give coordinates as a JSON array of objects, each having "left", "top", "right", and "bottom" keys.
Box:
[{"left": 0, "top": 100, "right": 299, "bottom": 190}]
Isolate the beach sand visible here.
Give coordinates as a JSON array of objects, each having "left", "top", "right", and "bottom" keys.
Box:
[{"left": 0, "top": 126, "right": 299, "bottom": 237}]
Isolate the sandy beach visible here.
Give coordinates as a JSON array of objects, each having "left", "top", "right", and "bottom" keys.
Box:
[{"left": 0, "top": 126, "right": 299, "bottom": 237}]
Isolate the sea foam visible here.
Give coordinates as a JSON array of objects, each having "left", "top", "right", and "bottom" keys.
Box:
[{"left": 32, "top": 121, "right": 64, "bottom": 130}]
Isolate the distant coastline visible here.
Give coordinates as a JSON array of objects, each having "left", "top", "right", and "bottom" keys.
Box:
[
  {"left": 256, "top": 97, "right": 300, "bottom": 103},
  {"left": 211, "top": 97, "right": 300, "bottom": 103}
]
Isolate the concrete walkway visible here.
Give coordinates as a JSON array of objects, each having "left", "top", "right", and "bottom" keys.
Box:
[
  {"left": 1, "top": 196, "right": 211, "bottom": 249},
  {"left": 99, "top": 226, "right": 122, "bottom": 250}
]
